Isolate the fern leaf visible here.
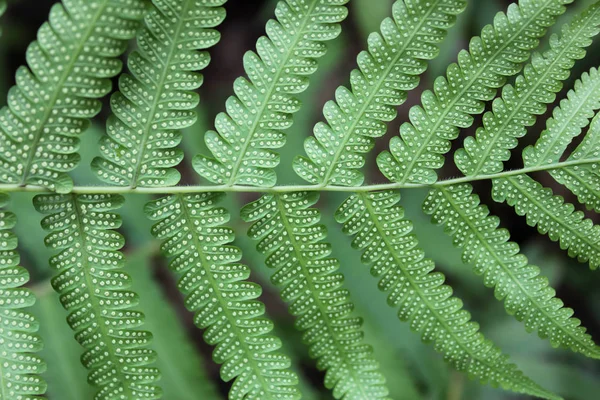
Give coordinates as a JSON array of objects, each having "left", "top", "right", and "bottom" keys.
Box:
[
  {"left": 523, "top": 74, "right": 600, "bottom": 168},
  {"left": 0, "top": 0, "right": 145, "bottom": 193},
  {"left": 423, "top": 184, "right": 600, "bottom": 359},
  {"left": 377, "top": 0, "right": 569, "bottom": 185},
  {"left": 34, "top": 194, "right": 162, "bottom": 399},
  {"left": 242, "top": 192, "right": 389, "bottom": 400},
  {"left": 492, "top": 175, "right": 600, "bottom": 269},
  {"left": 92, "top": 0, "right": 226, "bottom": 188},
  {"left": 193, "top": 0, "right": 348, "bottom": 187},
  {"left": 455, "top": 2, "right": 600, "bottom": 176},
  {"left": 524, "top": 68, "right": 600, "bottom": 211},
  {"left": 0, "top": 194, "right": 47, "bottom": 399},
  {"left": 293, "top": 0, "right": 466, "bottom": 186},
  {"left": 335, "top": 190, "right": 558, "bottom": 399},
  {"left": 551, "top": 112, "right": 600, "bottom": 211},
  {"left": 145, "top": 193, "right": 301, "bottom": 400}
]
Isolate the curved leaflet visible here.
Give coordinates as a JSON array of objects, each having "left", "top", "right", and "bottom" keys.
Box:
[
  {"left": 336, "top": 190, "right": 558, "bottom": 399},
  {"left": 0, "top": 193, "right": 47, "bottom": 399},
  {"left": 34, "top": 194, "right": 161, "bottom": 399}
]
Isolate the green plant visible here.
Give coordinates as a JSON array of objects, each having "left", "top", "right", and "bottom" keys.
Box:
[{"left": 0, "top": 0, "right": 599, "bottom": 399}]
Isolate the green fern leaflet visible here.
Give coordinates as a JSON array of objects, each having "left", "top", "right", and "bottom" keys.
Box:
[{"left": 34, "top": 194, "right": 161, "bottom": 399}]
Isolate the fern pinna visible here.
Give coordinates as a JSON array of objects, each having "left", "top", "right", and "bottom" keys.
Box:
[
  {"left": 34, "top": 194, "right": 161, "bottom": 399},
  {"left": 0, "top": 194, "right": 46, "bottom": 399},
  {"left": 0, "top": 0, "right": 598, "bottom": 399}
]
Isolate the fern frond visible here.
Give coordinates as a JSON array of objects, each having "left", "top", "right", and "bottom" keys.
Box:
[
  {"left": 145, "top": 193, "right": 301, "bottom": 400},
  {"left": 455, "top": 2, "right": 600, "bottom": 176},
  {"left": 0, "top": 193, "right": 46, "bottom": 399},
  {"left": 34, "top": 194, "right": 161, "bottom": 399},
  {"left": 0, "top": 0, "right": 145, "bottom": 193},
  {"left": 423, "top": 184, "right": 600, "bottom": 359},
  {"left": 492, "top": 175, "right": 600, "bottom": 269},
  {"left": 377, "top": 0, "right": 569, "bottom": 185},
  {"left": 193, "top": 0, "right": 348, "bottom": 187},
  {"left": 551, "top": 112, "right": 600, "bottom": 211},
  {"left": 524, "top": 68, "right": 600, "bottom": 211},
  {"left": 92, "top": 0, "right": 226, "bottom": 188},
  {"left": 523, "top": 75, "right": 600, "bottom": 169},
  {"left": 335, "top": 190, "right": 557, "bottom": 399},
  {"left": 412, "top": 4, "right": 600, "bottom": 357},
  {"left": 293, "top": 0, "right": 466, "bottom": 186},
  {"left": 450, "top": 5, "right": 600, "bottom": 270},
  {"left": 242, "top": 192, "right": 389, "bottom": 400}
]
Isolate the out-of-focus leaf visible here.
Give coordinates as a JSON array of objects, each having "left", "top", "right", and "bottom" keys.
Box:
[
  {"left": 31, "top": 285, "right": 94, "bottom": 400},
  {"left": 352, "top": 0, "right": 393, "bottom": 39}
]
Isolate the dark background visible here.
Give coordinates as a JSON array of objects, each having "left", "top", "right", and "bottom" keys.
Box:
[{"left": 1, "top": 0, "right": 599, "bottom": 399}]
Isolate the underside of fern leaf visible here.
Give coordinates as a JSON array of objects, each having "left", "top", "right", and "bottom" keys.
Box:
[
  {"left": 294, "top": 0, "right": 466, "bottom": 187},
  {"left": 416, "top": 1, "right": 600, "bottom": 358},
  {"left": 540, "top": 71, "right": 600, "bottom": 212},
  {"left": 486, "top": 62, "right": 600, "bottom": 269},
  {"left": 146, "top": 193, "right": 300, "bottom": 400},
  {"left": 92, "top": 0, "right": 226, "bottom": 188},
  {"left": 0, "top": 193, "right": 47, "bottom": 399},
  {"left": 493, "top": 175, "right": 600, "bottom": 269},
  {"left": 0, "top": 0, "right": 145, "bottom": 193},
  {"left": 193, "top": 0, "right": 349, "bottom": 187},
  {"left": 335, "top": 190, "right": 558, "bottom": 399},
  {"left": 377, "top": 0, "right": 569, "bottom": 185},
  {"left": 242, "top": 192, "right": 390, "bottom": 399},
  {"left": 0, "top": 0, "right": 598, "bottom": 399},
  {"left": 34, "top": 194, "right": 161, "bottom": 399},
  {"left": 423, "top": 184, "right": 600, "bottom": 359}
]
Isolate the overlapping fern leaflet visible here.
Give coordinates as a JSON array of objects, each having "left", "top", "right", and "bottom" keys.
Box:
[
  {"left": 242, "top": 192, "right": 389, "bottom": 400},
  {"left": 448, "top": 2, "right": 600, "bottom": 270},
  {"left": 544, "top": 77, "right": 600, "bottom": 211},
  {"left": 145, "top": 194, "right": 300, "bottom": 400},
  {"left": 193, "top": 0, "right": 348, "bottom": 187},
  {"left": 455, "top": 2, "right": 600, "bottom": 176},
  {"left": 0, "top": 0, "right": 145, "bottom": 193},
  {"left": 377, "top": 0, "right": 570, "bottom": 185},
  {"left": 293, "top": 0, "right": 466, "bottom": 187},
  {"left": 489, "top": 66, "right": 600, "bottom": 269},
  {"left": 0, "top": 193, "right": 47, "bottom": 399},
  {"left": 34, "top": 194, "right": 161, "bottom": 399},
  {"left": 92, "top": 0, "right": 226, "bottom": 188},
  {"left": 335, "top": 191, "right": 558, "bottom": 399},
  {"left": 422, "top": 4, "right": 600, "bottom": 358}
]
